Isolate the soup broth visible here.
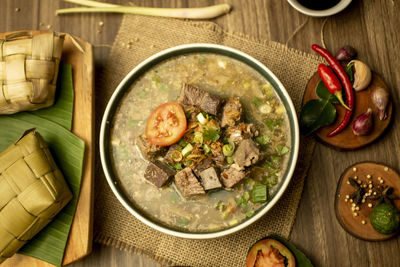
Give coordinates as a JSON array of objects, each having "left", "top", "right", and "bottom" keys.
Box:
[{"left": 110, "top": 53, "right": 291, "bottom": 232}]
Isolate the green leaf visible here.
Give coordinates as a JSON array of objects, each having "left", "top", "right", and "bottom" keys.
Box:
[
  {"left": 31, "top": 62, "right": 74, "bottom": 130},
  {"left": 315, "top": 81, "right": 340, "bottom": 104},
  {"left": 203, "top": 129, "right": 220, "bottom": 142},
  {"left": 345, "top": 62, "right": 354, "bottom": 83},
  {"left": 267, "top": 235, "right": 314, "bottom": 267},
  {"left": 299, "top": 99, "right": 337, "bottom": 135},
  {"left": 0, "top": 113, "right": 84, "bottom": 267}
]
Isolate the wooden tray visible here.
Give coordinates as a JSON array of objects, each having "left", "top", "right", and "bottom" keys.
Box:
[
  {"left": 1, "top": 32, "right": 94, "bottom": 266},
  {"left": 335, "top": 162, "right": 400, "bottom": 241},
  {"left": 303, "top": 71, "right": 392, "bottom": 150}
]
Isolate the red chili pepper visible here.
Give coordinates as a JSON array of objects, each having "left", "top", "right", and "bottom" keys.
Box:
[
  {"left": 318, "top": 63, "right": 351, "bottom": 111},
  {"left": 312, "top": 44, "right": 354, "bottom": 137}
]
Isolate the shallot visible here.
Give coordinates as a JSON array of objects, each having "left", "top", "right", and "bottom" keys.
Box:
[
  {"left": 335, "top": 45, "right": 357, "bottom": 61},
  {"left": 371, "top": 87, "right": 390, "bottom": 120},
  {"left": 353, "top": 108, "right": 373, "bottom": 136}
]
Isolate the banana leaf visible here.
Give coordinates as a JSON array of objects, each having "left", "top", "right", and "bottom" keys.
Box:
[
  {"left": 32, "top": 62, "right": 74, "bottom": 131},
  {"left": 0, "top": 62, "right": 83, "bottom": 266}
]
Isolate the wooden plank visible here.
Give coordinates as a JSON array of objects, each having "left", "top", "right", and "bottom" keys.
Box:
[{"left": 0, "top": 32, "right": 94, "bottom": 267}]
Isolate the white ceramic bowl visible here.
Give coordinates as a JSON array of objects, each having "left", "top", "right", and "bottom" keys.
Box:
[
  {"left": 287, "top": 0, "right": 352, "bottom": 17},
  {"left": 100, "top": 44, "right": 300, "bottom": 239}
]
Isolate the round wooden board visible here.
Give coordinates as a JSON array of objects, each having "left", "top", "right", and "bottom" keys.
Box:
[
  {"left": 334, "top": 162, "right": 400, "bottom": 241},
  {"left": 302, "top": 71, "right": 392, "bottom": 150}
]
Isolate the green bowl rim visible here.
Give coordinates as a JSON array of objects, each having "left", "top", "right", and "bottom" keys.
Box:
[{"left": 99, "top": 43, "right": 299, "bottom": 239}]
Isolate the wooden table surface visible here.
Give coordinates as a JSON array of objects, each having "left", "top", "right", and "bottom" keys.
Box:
[{"left": 2, "top": 0, "right": 400, "bottom": 266}]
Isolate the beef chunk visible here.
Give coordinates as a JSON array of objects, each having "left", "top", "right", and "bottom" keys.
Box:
[
  {"left": 144, "top": 160, "right": 176, "bottom": 187},
  {"left": 233, "top": 139, "right": 260, "bottom": 168},
  {"left": 193, "top": 158, "right": 214, "bottom": 176},
  {"left": 220, "top": 166, "right": 246, "bottom": 188},
  {"left": 136, "top": 135, "right": 164, "bottom": 159},
  {"left": 199, "top": 167, "right": 222, "bottom": 190},
  {"left": 179, "top": 83, "right": 222, "bottom": 115},
  {"left": 221, "top": 97, "right": 242, "bottom": 127},
  {"left": 200, "top": 93, "right": 223, "bottom": 115},
  {"left": 165, "top": 144, "right": 181, "bottom": 163},
  {"left": 174, "top": 167, "right": 205, "bottom": 197}
]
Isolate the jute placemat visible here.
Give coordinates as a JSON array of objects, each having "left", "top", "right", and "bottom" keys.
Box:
[{"left": 94, "top": 15, "right": 320, "bottom": 267}]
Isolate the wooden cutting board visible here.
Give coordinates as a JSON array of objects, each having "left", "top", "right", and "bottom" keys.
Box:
[{"left": 1, "top": 32, "right": 94, "bottom": 266}]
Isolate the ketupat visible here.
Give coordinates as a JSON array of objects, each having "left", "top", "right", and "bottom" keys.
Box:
[
  {"left": 0, "top": 31, "right": 64, "bottom": 114},
  {"left": 0, "top": 129, "right": 72, "bottom": 263}
]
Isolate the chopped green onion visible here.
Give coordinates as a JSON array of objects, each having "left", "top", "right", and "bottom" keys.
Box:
[
  {"left": 246, "top": 210, "right": 255, "bottom": 218},
  {"left": 177, "top": 217, "right": 190, "bottom": 226},
  {"left": 276, "top": 145, "right": 290, "bottom": 156},
  {"left": 178, "top": 139, "right": 188, "bottom": 147},
  {"left": 228, "top": 219, "right": 239, "bottom": 226},
  {"left": 138, "top": 89, "right": 148, "bottom": 99},
  {"left": 173, "top": 163, "right": 183, "bottom": 170},
  {"left": 221, "top": 211, "right": 230, "bottom": 219},
  {"left": 127, "top": 119, "right": 139, "bottom": 127},
  {"left": 263, "top": 83, "right": 274, "bottom": 97},
  {"left": 255, "top": 134, "right": 270, "bottom": 145},
  {"left": 170, "top": 194, "right": 178, "bottom": 204},
  {"left": 243, "top": 191, "right": 250, "bottom": 202},
  {"left": 222, "top": 144, "right": 234, "bottom": 156},
  {"left": 151, "top": 75, "right": 161, "bottom": 84},
  {"left": 226, "top": 156, "right": 234, "bottom": 164},
  {"left": 216, "top": 201, "right": 225, "bottom": 211},
  {"left": 252, "top": 184, "right": 268, "bottom": 203},
  {"left": 182, "top": 143, "right": 193, "bottom": 156},
  {"left": 203, "top": 129, "right": 220, "bottom": 142},
  {"left": 252, "top": 97, "right": 263, "bottom": 107},
  {"left": 264, "top": 175, "right": 278, "bottom": 188},
  {"left": 199, "top": 55, "right": 207, "bottom": 63},
  {"left": 203, "top": 144, "right": 211, "bottom": 154},
  {"left": 236, "top": 197, "right": 246, "bottom": 207},
  {"left": 196, "top": 112, "right": 207, "bottom": 124},
  {"left": 194, "top": 132, "right": 203, "bottom": 143},
  {"left": 265, "top": 118, "right": 282, "bottom": 130}
]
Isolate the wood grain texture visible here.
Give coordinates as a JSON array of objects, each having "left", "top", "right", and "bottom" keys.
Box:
[
  {"left": 1, "top": 0, "right": 400, "bottom": 266},
  {"left": 303, "top": 71, "right": 392, "bottom": 150},
  {"left": 0, "top": 32, "right": 94, "bottom": 266}
]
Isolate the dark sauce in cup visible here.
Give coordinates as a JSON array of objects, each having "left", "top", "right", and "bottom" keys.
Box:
[{"left": 297, "top": 0, "right": 341, "bottom": 10}]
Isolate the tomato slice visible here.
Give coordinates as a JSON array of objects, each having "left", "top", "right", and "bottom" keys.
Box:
[
  {"left": 246, "top": 238, "right": 296, "bottom": 267},
  {"left": 145, "top": 102, "right": 187, "bottom": 146}
]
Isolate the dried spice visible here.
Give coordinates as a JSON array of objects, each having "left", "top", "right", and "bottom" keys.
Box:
[
  {"left": 368, "top": 186, "right": 399, "bottom": 205},
  {"left": 348, "top": 177, "right": 365, "bottom": 204}
]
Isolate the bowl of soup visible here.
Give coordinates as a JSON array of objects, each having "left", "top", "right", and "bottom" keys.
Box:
[{"left": 100, "top": 44, "right": 299, "bottom": 239}]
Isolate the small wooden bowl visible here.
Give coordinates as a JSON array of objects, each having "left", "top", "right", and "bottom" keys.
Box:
[
  {"left": 302, "top": 71, "right": 392, "bottom": 150},
  {"left": 334, "top": 162, "right": 400, "bottom": 241}
]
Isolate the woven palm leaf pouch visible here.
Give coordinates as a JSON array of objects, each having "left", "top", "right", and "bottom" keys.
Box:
[
  {"left": 0, "top": 129, "right": 72, "bottom": 263},
  {"left": 0, "top": 31, "right": 64, "bottom": 114}
]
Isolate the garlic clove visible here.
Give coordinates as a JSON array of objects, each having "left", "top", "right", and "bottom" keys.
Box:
[{"left": 350, "top": 60, "right": 372, "bottom": 91}]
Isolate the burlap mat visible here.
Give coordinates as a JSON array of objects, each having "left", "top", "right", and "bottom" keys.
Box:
[{"left": 94, "top": 15, "right": 321, "bottom": 267}]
